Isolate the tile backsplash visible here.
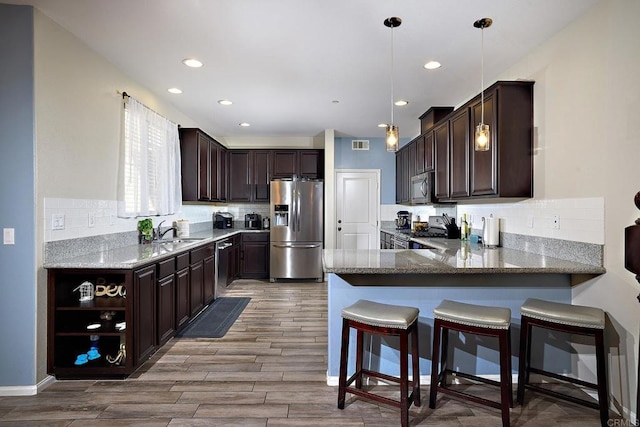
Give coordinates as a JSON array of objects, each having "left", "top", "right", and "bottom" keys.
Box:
[
  {"left": 43, "top": 198, "right": 269, "bottom": 242},
  {"left": 45, "top": 196, "right": 604, "bottom": 245},
  {"left": 384, "top": 197, "right": 604, "bottom": 245}
]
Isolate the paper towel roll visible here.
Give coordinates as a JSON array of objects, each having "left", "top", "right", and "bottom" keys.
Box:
[
  {"left": 482, "top": 216, "right": 499, "bottom": 247},
  {"left": 176, "top": 219, "right": 190, "bottom": 237}
]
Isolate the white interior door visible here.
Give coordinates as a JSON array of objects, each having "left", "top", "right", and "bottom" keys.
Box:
[{"left": 335, "top": 170, "right": 379, "bottom": 249}]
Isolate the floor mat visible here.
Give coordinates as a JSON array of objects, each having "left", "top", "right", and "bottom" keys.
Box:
[{"left": 176, "top": 297, "right": 250, "bottom": 338}]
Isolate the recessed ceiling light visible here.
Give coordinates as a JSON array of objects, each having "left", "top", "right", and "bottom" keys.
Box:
[
  {"left": 168, "top": 88, "right": 182, "bottom": 94},
  {"left": 378, "top": 123, "right": 388, "bottom": 128},
  {"left": 239, "top": 122, "right": 251, "bottom": 127},
  {"left": 394, "top": 100, "right": 409, "bottom": 106},
  {"left": 218, "top": 99, "right": 233, "bottom": 106},
  {"left": 182, "top": 58, "right": 203, "bottom": 68},
  {"left": 424, "top": 61, "right": 442, "bottom": 70}
]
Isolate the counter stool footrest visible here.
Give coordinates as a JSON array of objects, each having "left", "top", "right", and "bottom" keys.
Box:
[
  {"left": 528, "top": 367, "right": 599, "bottom": 390},
  {"left": 438, "top": 386, "right": 503, "bottom": 410},
  {"left": 524, "top": 383, "right": 600, "bottom": 410},
  {"left": 444, "top": 369, "right": 503, "bottom": 389},
  {"left": 344, "top": 368, "right": 418, "bottom": 409},
  {"left": 345, "top": 386, "right": 416, "bottom": 409}
]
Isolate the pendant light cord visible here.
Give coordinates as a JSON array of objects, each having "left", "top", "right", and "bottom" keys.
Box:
[
  {"left": 480, "top": 26, "right": 485, "bottom": 124},
  {"left": 390, "top": 24, "right": 395, "bottom": 125}
]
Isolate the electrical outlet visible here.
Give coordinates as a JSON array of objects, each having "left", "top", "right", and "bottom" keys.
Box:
[
  {"left": 88, "top": 212, "right": 96, "bottom": 228},
  {"left": 109, "top": 214, "right": 115, "bottom": 226},
  {"left": 52, "top": 214, "right": 65, "bottom": 230},
  {"left": 527, "top": 216, "right": 534, "bottom": 228},
  {"left": 553, "top": 215, "right": 560, "bottom": 230}
]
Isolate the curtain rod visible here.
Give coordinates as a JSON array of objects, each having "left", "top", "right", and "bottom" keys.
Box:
[{"left": 116, "top": 90, "right": 179, "bottom": 127}]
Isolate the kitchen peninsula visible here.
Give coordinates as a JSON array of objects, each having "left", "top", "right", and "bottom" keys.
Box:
[{"left": 322, "top": 241, "right": 605, "bottom": 384}]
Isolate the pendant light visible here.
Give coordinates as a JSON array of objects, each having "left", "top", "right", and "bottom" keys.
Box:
[
  {"left": 384, "top": 17, "right": 401, "bottom": 152},
  {"left": 474, "top": 17, "right": 492, "bottom": 152}
]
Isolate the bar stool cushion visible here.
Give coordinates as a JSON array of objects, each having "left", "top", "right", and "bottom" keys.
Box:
[
  {"left": 434, "top": 300, "right": 511, "bottom": 330},
  {"left": 341, "top": 300, "right": 419, "bottom": 329},
  {"left": 520, "top": 298, "right": 604, "bottom": 329}
]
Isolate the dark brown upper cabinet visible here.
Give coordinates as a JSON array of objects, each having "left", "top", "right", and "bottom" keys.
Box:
[
  {"left": 432, "top": 80, "right": 534, "bottom": 202},
  {"left": 395, "top": 146, "right": 411, "bottom": 204},
  {"left": 228, "top": 150, "right": 252, "bottom": 202},
  {"left": 433, "top": 120, "right": 450, "bottom": 200},
  {"left": 228, "top": 150, "right": 271, "bottom": 203},
  {"left": 469, "top": 82, "right": 533, "bottom": 198},
  {"left": 179, "top": 128, "right": 226, "bottom": 202},
  {"left": 449, "top": 108, "right": 471, "bottom": 199},
  {"left": 271, "top": 149, "right": 324, "bottom": 180}
]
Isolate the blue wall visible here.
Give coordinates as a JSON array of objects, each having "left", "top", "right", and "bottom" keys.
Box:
[
  {"left": 0, "top": 4, "right": 36, "bottom": 387},
  {"left": 334, "top": 137, "right": 410, "bottom": 204}
]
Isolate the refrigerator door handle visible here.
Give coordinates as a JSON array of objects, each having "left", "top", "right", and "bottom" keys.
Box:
[
  {"left": 291, "top": 185, "right": 297, "bottom": 233},
  {"left": 296, "top": 188, "right": 301, "bottom": 232},
  {"left": 272, "top": 243, "right": 321, "bottom": 249}
]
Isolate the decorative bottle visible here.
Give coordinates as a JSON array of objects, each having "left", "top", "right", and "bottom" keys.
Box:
[{"left": 461, "top": 214, "right": 470, "bottom": 241}]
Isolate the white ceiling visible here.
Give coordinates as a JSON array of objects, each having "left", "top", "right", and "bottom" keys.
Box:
[{"left": 7, "top": 0, "right": 597, "bottom": 139}]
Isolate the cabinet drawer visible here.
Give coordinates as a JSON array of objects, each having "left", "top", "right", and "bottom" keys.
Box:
[
  {"left": 157, "top": 257, "right": 176, "bottom": 279},
  {"left": 176, "top": 253, "right": 190, "bottom": 270},
  {"left": 204, "top": 244, "right": 215, "bottom": 258},
  {"left": 190, "top": 247, "right": 205, "bottom": 264},
  {"left": 242, "top": 232, "right": 269, "bottom": 242}
]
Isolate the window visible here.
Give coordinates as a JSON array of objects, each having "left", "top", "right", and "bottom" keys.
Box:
[{"left": 117, "top": 96, "right": 182, "bottom": 217}]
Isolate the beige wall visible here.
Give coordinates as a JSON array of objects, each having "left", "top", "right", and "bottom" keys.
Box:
[
  {"left": 496, "top": 0, "right": 640, "bottom": 417},
  {"left": 33, "top": 10, "right": 201, "bottom": 381}
]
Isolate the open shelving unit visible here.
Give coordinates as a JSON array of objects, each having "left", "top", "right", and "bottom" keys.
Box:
[{"left": 47, "top": 269, "right": 135, "bottom": 378}]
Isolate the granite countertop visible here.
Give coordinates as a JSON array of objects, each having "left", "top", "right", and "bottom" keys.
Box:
[
  {"left": 322, "top": 243, "right": 606, "bottom": 275},
  {"left": 43, "top": 229, "right": 269, "bottom": 270}
]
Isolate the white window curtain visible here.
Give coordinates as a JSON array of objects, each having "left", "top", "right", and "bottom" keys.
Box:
[{"left": 117, "top": 96, "right": 182, "bottom": 218}]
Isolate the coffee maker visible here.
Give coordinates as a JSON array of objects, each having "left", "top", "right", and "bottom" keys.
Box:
[{"left": 395, "top": 211, "right": 411, "bottom": 230}]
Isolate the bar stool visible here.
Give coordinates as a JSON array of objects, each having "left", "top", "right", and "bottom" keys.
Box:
[
  {"left": 337, "top": 299, "right": 420, "bottom": 427},
  {"left": 517, "top": 298, "right": 608, "bottom": 426},
  {"left": 429, "top": 300, "right": 513, "bottom": 427}
]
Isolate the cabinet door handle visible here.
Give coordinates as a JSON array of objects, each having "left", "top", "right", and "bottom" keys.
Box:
[{"left": 338, "top": 227, "right": 342, "bottom": 231}]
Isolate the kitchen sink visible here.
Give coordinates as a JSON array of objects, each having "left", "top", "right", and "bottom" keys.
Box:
[{"left": 157, "top": 237, "right": 206, "bottom": 244}]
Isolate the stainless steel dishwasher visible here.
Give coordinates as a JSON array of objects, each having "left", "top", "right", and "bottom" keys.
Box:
[{"left": 215, "top": 238, "right": 233, "bottom": 299}]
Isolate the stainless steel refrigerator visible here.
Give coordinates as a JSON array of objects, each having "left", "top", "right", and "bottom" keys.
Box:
[{"left": 270, "top": 179, "right": 323, "bottom": 281}]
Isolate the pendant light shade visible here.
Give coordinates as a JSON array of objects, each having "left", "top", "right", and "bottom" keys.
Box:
[
  {"left": 384, "top": 17, "right": 401, "bottom": 152},
  {"left": 474, "top": 17, "right": 492, "bottom": 152},
  {"left": 386, "top": 125, "right": 399, "bottom": 152}
]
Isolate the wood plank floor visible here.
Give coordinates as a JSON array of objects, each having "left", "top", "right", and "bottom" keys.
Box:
[{"left": 0, "top": 279, "right": 616, "bottom": 426}]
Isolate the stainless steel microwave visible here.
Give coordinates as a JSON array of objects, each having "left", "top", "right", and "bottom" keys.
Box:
[{"left": 410, "top": 172, "right": 433, "bottom": 205}]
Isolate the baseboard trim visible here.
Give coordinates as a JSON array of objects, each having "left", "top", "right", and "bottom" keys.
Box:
[{"left": 0, "top": 375, "right": 55, "bottom": 396}]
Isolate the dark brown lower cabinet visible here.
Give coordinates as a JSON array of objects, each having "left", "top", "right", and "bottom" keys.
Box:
[
  {"left": 189, "top": 251, "right": 204, "bottom": 317},
  {"left": 203, "top": 244, "right": 215, "bottom": 305},
  {"left": 175, "top": 253, "right": 190, "bottom": 330},
  {"left": 241, "top": 233, "right": 270, "bottom": 279},
  {"left": 156, "top": 257, "right": 176, "bottom": 346},
  {"left": 230, "top": 234, "right": 242, "bottom": 284},
  {"left": 134, "top": 265, "right": 156, "bottom": 365}
]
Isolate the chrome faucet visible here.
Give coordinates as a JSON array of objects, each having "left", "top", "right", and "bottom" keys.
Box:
[{"left": 155, "top": 220, "right": 177, "bottom": 240}]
